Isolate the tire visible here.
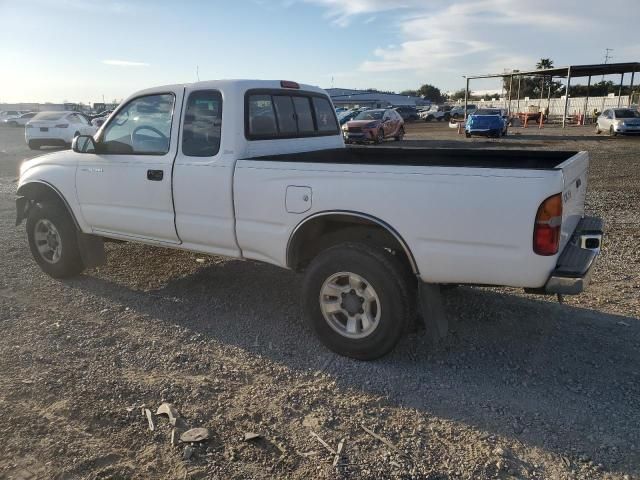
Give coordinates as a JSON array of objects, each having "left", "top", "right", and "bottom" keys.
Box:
[
  {"left": 609, "top": 126, "right": 617, "bottom": 137},
  {"left": 26, "top": 201, "right": 85, "bottom": 278},
  {"left": 394, "top": 126, "right": 405, "bottom": 141},
  {"left": 9, "top": 121, "right": 18, "bottom": 127},
  {"left": 443, "top": 113, "right": 450, "bottom": 121},
  {"left": 374, "top": 129, "right": 384, "bottom": 144},
  {"left": 302, "top": 242, "right": 416, "bottom": 360},
  {"left": 28, "top": 140, "right": 40, "bottom": 150},
  {"left": 465, "top": 132, "right": 471, "bottom": 138},
  {"left": 425, "top": 115, "right": 433, "bottom": 122},
  {"left": 595, "top": 124, "right": 601, "bottom": 134}
]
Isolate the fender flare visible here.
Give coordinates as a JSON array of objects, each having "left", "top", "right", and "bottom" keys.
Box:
[
  {"left": 286, "top": 210, "right": 419, "bottom": 274},
  {"left": 16, "top": 180, "right": 80, "bottom": 228}
]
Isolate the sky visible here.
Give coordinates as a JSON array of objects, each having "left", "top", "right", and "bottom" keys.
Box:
[{"left": 0, "top": 0, "right": 639, "bottom": 104}]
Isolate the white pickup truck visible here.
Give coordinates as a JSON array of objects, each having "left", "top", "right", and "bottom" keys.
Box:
[{"left": 16, "top": 79, "right": 603, "bottom": 359}]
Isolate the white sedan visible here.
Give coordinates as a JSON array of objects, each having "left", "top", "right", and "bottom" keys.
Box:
[
  {"left": 2, "top": 112, "right": 36, "bottom": 127},
  {"left": 25, "top": 111, "right": 97, "bottom": 150}
]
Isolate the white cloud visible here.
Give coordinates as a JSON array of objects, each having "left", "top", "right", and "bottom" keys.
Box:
[
  {"left": 305, "top": 0, "right": 632, "bottom": 90},
  {"left": 102, "top": 59, "right": 150, "bottom": 67}
]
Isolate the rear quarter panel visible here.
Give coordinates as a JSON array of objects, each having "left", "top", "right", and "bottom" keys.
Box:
[{"left": 234, "top": 159, "right": 566, "bottom": 288}]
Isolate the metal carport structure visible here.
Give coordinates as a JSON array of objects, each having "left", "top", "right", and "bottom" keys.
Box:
[{"left": 462, "top": 62, "right": 640, "bottom": 127}]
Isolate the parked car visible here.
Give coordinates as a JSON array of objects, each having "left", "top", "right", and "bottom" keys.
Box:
[
  {"left": 0, "top": 110, "right": 27, "bottom": 124},
  {"left": 342, "top": 108, "right": 404, "bottom": 144},
  {"left": 394, "top": 105, "right": 419, "bottom": 122},
  {"left": 595, "top": 108, "right": 640, "bottom": 136},
  {"left": 450, "top": 104, "right": 477, "bottom": 119},
  {"left": 2, "top": 112, "right": 36, "bottom": 127},
  {"left": 16, "top": 79, "right": 603, "bottom": 360},
  {"left": 90, "top": 110, "right": 114, "bottom": 128},
  {"left": 337, "top": 108, "right": 364, "bottom": 126},
  {"left": 473, "top": 108, "right": 508, "bottom": 135},
  {"left": 25, "top": 111, "right": 97, "bottom": 150},
  {"left": 420, "top": 105, "right": 452, "bottom": 122},
  {"left": 465, "top": 115, "right": 506, "bottom": 138}
]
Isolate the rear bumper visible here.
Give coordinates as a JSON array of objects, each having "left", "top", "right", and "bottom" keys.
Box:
[{"left": 539, "top": 216, "right": 604, "bottom": 295}]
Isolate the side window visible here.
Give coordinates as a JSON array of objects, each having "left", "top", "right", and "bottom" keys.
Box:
[
  {"left": 273, "top": 95, "right": 297, "bottom": 135},
  {"left": 312, "top": 97, "right": 338, "bottom": 132},
  {"left": 248, "top": 95, "right": 277, "bottom": 137},
  {"left": 101, "top": 93, "right": 174, "bottom": 154},
  {"left": 182, "top": 90, "right": 223, "bottom": 157},
  {"left": 292, "top": 97, "right": 314, "bottom": 133}
]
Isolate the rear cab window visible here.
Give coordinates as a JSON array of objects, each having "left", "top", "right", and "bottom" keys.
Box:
[
  {"left": 245, "top": 89, "right": 339, "bottom": 140},
  {"left": 182, "top": 90, "right": 223, "bottom": 157}
]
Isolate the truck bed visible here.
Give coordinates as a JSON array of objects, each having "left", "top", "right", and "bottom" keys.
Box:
[{"left": 247, "top": 147, "right": 578, "bottom": 170}]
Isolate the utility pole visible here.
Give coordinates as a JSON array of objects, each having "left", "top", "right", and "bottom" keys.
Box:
[{"left": 602, "top": 48, "right": 613, "bottom": 81}]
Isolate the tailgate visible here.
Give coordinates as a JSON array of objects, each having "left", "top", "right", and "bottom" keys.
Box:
[{"left": 558, "top": 151, "right": 589, "bottom": 250}]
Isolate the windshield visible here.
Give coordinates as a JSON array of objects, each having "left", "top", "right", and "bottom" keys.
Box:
[
  {"left": 354, "top": 110, "right": 384, "bottom": 120},
  {"left": 615, "top": 109, "right": 639, "bottom": 118},
  {"left": 33, "top": 112, "right": 66, "bottom": 121},
  {"left": 469, "top": 116, "right": 501, "bottom": 128}
]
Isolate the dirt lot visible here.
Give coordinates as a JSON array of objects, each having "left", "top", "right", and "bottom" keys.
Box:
[{"left": 0, "top": 123, "right": 639, "bottom": 479}]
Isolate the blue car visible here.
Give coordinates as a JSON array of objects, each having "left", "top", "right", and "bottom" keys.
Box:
[{"left": 465, "top": 114, "right": 505, "bottom": 138}]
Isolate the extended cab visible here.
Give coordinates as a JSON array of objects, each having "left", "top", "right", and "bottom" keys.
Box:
[{"left": 16, "top": 80, "right": 603, "bottom": 359}]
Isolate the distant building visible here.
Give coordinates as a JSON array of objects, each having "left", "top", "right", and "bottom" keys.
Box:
[{"left": 326, "top": 88, "right": 430, "bottom": 109}]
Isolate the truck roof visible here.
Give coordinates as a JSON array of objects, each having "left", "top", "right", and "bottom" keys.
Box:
[{"left": 130, "top": 79, "right": 328, "bottom": 99}]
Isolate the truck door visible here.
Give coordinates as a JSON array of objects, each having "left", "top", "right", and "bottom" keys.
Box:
[
  {"left": 76, "top": 89, "right": 183, "bottom": 243},
  {"left": 171, "top": 88, "right": 241, "bottom": 257}
]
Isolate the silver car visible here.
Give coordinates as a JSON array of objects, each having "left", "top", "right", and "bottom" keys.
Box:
[{"left": 596, "top": 108, "right": 640, "bottom": 136}]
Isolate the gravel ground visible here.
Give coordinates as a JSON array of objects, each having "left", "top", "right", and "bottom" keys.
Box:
[{"left": 0, "top": 123, "right": 638, "bottom": 479}]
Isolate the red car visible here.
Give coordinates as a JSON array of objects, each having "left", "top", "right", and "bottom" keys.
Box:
[{"left": 342, "top": 108, "right": 404, "bottom": 144}]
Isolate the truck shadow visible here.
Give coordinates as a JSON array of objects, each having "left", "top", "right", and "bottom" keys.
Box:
[{"left": 66, "top": 247, "right": 640, "bottom": 472}]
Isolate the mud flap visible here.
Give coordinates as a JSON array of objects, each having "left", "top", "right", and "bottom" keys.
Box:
[
  {"left": 419, "top": 283, "right": 448, "bottom": 343},
  {"left": 15, "top": 197, "right": 28, "bottom": 226},
  {"left": 77, "top": 233, "right": 106, "bottom": 268}
]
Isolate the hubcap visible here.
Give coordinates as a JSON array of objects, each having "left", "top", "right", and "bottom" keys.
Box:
[
  {"left": 34, "top": 219, "right": 62, "bottom": 264},
  {"left": 319, "top": 272, "right": 381, "bottom": 339}
]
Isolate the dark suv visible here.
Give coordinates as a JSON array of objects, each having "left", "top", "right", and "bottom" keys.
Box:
[{"left": 394, "top": 105, "right": 419, "bottom": 122}]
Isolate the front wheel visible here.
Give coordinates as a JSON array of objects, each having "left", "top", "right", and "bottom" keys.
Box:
[
  {"left": 26, "top": 202, "right": 85, "bottom": 278},
  {"left": 302, "top": 243, "right": 415, "bottom": 360},
  {"left": 609, "top": 126, "right": 617, "bottom": 137},
  {"left": 595, "top": 124, "right": 601, "bottom": 134},
  {"left": 394, "top": 126, "right": 405, "bottom": 141},
  {"left": 374, "top": 129, "right": 384, "bottom": 144}
]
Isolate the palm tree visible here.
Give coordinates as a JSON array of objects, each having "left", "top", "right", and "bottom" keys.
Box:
[{"left": 536, "top": 58, "right": 554, "bottom": 70}]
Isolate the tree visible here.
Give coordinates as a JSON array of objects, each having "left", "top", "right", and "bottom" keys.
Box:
[
  {"left": 536, "top": 58, "right": 554, "bottom": 70},
  {"left": 399, "top": 89, "right": 419, "bottom": 97},
  {"left": 448, "top": 89, "right": 467, "bottom": 101},
  {"left": 417, "top": 84, "right": 445, "bottom": 103}
]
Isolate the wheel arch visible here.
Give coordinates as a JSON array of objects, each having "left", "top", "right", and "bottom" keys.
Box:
[
  {"left": 16, "top": 181, "right": 80, "bottom": 229},
  {"left": 286, "top": 210, "right": 419, "bottom": 275}
]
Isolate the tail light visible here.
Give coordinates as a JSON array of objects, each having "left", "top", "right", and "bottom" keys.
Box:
[
  {"left": 533, "top": 193, "right": 562, "bottom": 255},
  {"left": 280, "top": 80, "right": 300, "bottom": 89},
  {"left": 55, "top": 123, "right": 69, "bottom": 128}
]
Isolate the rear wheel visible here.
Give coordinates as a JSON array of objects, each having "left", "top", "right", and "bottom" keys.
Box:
[
  {"left": 26, "top": 202, "right": 85, "bottom": 278},
  {"left": 595, "top": 124, "right": 601, "bottom": 134},
  {"left": 302, "top": 243, "right": 415, "bottom": 360},
  {"left": 394, "top": 126, "right": 405, "bottom": 141},
  {"left": 609, "top": 126, "right": 617, "bottom": 137},
  {"left": 374, "top": 129, "right": 384, "bottom": 144},
  {"left": 465, "top": 132, "right": 471, "bottom": 138}
]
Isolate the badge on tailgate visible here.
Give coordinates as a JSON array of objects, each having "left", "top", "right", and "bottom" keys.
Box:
[{"left": 286, "top": 186, "right": 312, "bottom": 214}]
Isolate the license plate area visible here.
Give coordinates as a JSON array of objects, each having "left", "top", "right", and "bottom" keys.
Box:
[{"left": 40, "top": 127, "right": 48, "bottom": 132}]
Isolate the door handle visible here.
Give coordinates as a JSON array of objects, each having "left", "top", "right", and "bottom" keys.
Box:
[{"left": 147, "top": 169, "right": 163, "bottom": 181}]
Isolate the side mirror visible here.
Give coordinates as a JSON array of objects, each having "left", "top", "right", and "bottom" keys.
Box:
[{"left": 72, "top": 135, "right": 96, "bottom": 153}]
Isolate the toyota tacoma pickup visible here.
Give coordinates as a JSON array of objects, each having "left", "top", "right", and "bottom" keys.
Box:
[{"left": 16, "top": 79, "right": 603, "bottom": 360}]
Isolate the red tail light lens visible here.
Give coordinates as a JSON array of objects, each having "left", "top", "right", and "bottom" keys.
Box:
[
  {"left": 533, "top": 193, "right": 562, "bottom": 255},
  {"left": 55, "top": 124, "right": 69, "bottom": 128}
]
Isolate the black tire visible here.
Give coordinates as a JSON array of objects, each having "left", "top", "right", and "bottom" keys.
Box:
[
  {"left": 9, "top": 121, "right": 18, "bottom": 127},
  {"left": 425, "top": 115, "right": 433, "bottom": 122},
  {"left": 302, "top": 242, "right": 416, "bottom": 360},
  {"left": 394, "top": 126, "right": 405, "bottom": 141},
  {"left": 26, "top": 202, "right": 85, "bottom": 278},
  {"left": 443, "top": 113, "right": 451, "bottom": 121},
  {"left": 465, "top": 132, "right": 471, "bottom": 138},
  {"left": 28, "top": 140, "right": 40, "bottom": 150},
  {"left": 374, "top": 129, "right": 384, "bottom": 144},
  {"left": 609, "top": 126, "right": 617, "bottom": 137}
]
